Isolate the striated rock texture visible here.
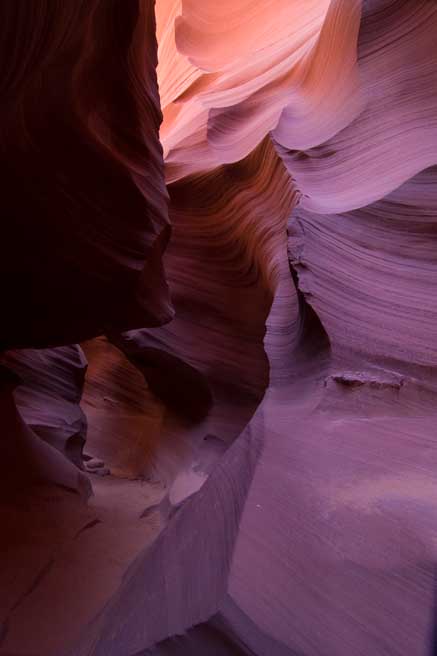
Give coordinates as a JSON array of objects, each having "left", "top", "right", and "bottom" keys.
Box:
[
  {"left": 2, "top": 1, "right": 437, "bottom": 655},
  {"left": 3, "top": 346, "right": 88, "bottom": 468}
]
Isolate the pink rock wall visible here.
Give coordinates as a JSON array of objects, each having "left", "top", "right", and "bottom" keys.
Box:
[{"left": 1, "top": 1, "right": 437, "bottom": 655}]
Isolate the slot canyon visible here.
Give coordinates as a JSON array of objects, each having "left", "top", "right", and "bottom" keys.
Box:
[{"left": 1, "top": 1, "right": 437, "bottom": 654}]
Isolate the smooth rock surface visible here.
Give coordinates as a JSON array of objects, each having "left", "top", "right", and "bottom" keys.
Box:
[{"left": 2, "top": 2, "right": 437, "bottom": 655}]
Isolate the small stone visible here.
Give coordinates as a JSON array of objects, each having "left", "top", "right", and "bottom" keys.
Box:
[
  {"left": 85, "top": 458, "right": 105, "bottom": 470},
  {"left": 94, "top": 467, "right": 110, "bottom": 477}
]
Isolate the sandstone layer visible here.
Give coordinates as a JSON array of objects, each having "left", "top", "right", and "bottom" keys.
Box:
[{"left": 1, "top": 2, "right": 437, "bottom": 656}]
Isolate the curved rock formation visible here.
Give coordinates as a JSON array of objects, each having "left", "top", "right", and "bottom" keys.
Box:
[
  {"left": 0, "top": 0, "right": 171, "bottom": 349},
  {"left": 2, "top": 1, "right": 437, "bottom": 655},
  {"left": 3, "top": 346, "right": 88, "bottom": 468}
]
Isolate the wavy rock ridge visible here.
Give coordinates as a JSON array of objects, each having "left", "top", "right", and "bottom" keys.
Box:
[{"left": 1, "top": 1, "right": 437, "bottom": 655}]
